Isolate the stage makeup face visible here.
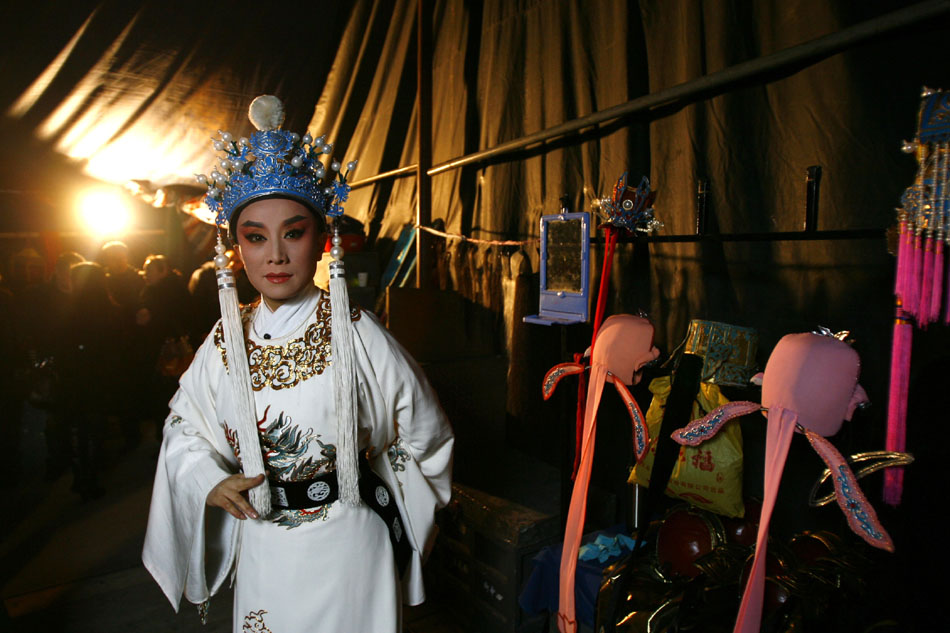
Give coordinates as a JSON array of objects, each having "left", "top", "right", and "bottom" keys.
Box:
[{"left": 234, "top": 198, "right": 324, "bottom": 310}]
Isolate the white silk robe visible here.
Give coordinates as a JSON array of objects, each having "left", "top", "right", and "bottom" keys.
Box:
[{"left": 142, "top": 290, "right": 454, "bottom": 632}]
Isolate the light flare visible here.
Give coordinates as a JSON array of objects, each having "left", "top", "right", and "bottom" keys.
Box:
[{"left": 77, "top": 189, "right": 132, "bottom": 236}]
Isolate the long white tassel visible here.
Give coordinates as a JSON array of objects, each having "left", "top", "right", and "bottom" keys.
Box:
[
  {"left": 328, "top": 223, "right": 360, "bottom": 505},
  {"left": 214, "top": 240, "right": 272, "bottom": 517}
]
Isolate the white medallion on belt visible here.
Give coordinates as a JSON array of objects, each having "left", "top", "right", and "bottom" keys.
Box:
[
  {"left": 307, "top": 481, "right": 331, "bottom": 502},
  {"left": 375, "top": 485, "right": 390, "bottom": 506}
]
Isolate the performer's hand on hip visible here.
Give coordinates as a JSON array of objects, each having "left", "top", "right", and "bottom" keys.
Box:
[{"left": 207, "top": 473, "right": 265, "bottom": 520}]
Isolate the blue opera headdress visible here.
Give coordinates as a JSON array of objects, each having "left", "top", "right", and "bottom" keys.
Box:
[{"left": 196, "top": 95, "right": 356, "bottom": 228}]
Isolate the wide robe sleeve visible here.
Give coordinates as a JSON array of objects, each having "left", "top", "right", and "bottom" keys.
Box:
[
  {"left": 353, "top": 311, "right": 455, "bottom": 606},
  {"left": 142, "top": 328, "right": 241, "bottom": 611}
]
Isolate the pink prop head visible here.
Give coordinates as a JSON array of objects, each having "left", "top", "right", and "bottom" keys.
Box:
[
  {"left": 591, "top": 314, "right": 660, "bottom": 385},
  {"left": 761, "top": 333, "right": 865, "bottom": 437}
]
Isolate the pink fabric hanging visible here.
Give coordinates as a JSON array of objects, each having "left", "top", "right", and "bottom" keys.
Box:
[
  {"left": 733, "top": 407, "right": 797, "bottom": 633},
  {"left": 557, "top": 362, "right": 607, "bottom": 633}
]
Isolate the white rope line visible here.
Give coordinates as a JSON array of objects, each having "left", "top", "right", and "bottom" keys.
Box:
[{"left": 416, "top": 224, "right": 538, "bottom": 247}]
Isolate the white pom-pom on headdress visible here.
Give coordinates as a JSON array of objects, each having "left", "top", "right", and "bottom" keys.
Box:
[{"left": 248, "top": 95, "right": 285, "bottom": 131}]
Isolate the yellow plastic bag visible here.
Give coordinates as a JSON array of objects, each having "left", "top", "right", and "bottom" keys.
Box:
[{"left": 628, "top": 376, "right": 744, "bottom": 518}]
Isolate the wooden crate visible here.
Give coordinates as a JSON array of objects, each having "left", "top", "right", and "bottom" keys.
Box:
[{"left": 430, "top": 483, "right": 560, "bottom": 633}]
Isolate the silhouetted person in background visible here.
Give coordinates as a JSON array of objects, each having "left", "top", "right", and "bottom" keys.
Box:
[
  {"left": 187, "top": 249, "right": 256, "bottom": 342},
  {"left": 99, "top": 241, "right": 142, "bottom": 313},
  {"left": 99, "top": 241, "right": 144, "bottom": 448},
  {"left": 0, "top": 272, "right": 21, "bottom": 487},
  {"left": 24, "top": 251, "right": 86, "bottom": 480},
  {"left": 187, "top": 259, "right": 219, "bottom": 342},
  {"left": 61, "top": 262, "right": 120, "bottom": 500},
  {"left": 136, "top": 254, "right": 193, "bottom": 425}
]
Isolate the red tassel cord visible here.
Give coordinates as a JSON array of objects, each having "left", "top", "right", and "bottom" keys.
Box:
[
  {"left": 884, "top": 301, "right": 912, "bottom": 507},
  {"left": 572, "top": 227, "right": 619, "bottom": 479},
  {"left": 592, "top": 227, "right": 618, "bottom": 337}
]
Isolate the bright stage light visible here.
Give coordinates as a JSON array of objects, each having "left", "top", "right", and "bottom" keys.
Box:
[{"left": 78, "top": 190, "right": 132, "bottom": 236}]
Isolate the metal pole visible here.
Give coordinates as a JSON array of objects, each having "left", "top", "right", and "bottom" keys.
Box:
[
  {"left": 597, "top": 228, "right": 885, "bottom": 244},
  {"left": 349, "top": 164, "right": 417, "bottom": 189},
  {"left": 804, "top": 165, "right": 822, "bottom": 232},
  {"left": 696, "top": 179, "right": 709, "bottom": 235},
  {"left": 415, "top": 0, "right": 433, "bottom": 288}
]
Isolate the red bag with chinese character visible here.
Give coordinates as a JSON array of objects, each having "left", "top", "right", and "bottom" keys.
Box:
[{"left": 628, "top": 376, "right": 744, "bottom": 517}]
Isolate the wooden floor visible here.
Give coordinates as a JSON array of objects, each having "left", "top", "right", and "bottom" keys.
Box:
[{"left": 0, "top": 406, "right": 466, "bottom": 633}]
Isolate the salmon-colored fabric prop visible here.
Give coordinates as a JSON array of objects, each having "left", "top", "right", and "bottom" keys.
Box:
[
  {"left": 542, "top": 314, "right": 659, "bottom": 633},
  {"left": 671, "top": 332, "right": 894, "bottom": 633}
]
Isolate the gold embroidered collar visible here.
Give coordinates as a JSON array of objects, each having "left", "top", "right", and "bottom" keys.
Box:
[{"left": 214, "top": 291, "right": 360, "bottom": 391}]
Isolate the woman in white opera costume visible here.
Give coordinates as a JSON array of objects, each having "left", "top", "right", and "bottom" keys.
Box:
[{"left": 142, "top": 96, "right": 454, "bottom": 633}]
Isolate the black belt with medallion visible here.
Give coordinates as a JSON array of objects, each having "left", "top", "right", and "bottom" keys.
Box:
[{"left": 268, "top": 457, "right": 411, "bottom": 576}]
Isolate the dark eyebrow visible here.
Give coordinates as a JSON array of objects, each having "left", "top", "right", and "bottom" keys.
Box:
[{"left": 239, "top": 215, "right": 308, "bottom": 229}]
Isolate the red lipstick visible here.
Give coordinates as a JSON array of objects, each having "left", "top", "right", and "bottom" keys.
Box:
[{"left": 265, "top": 273, "right": 292, "bottom": 284}]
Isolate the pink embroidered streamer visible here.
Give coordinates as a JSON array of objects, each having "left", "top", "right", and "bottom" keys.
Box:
[
  {"left": 671, "top": 401, "right": 763, "bottom": 446},
  {"left": 733, "top": 408, "right": 797, "bottom": 633},
  {"left": 918, "top": 236, "right": 935, "bottom": 324},
  {"left": 542, "top": 363, "right": 585, "bottom": 400},
  {"left": 884, "top": 305, "right": 911, "bottom": 506},
  {"left": 804, "top": 430, "right": 894, "bottom": 552},
  {"left": 611, "top": 378, "right": 650, "bottom": 462},
  {"left": 929, "top": 239, "right": 944, "bottom": 323}
]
